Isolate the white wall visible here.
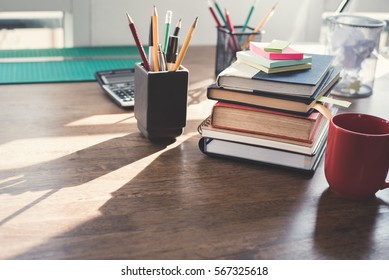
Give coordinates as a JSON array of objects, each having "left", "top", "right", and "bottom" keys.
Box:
[
  {"left": 88, "top": 0, "right": 327, "bottom": 46},
  {"left": 1, "top": 0, "right": 388, "bottom": 46}
]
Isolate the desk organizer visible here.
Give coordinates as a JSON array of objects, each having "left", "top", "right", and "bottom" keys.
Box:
[
  {"left": 215, "top": 26, "right": 261, "bottom": 76},
  {"left": 134, "top": 63, "right": 189, "bottom": 140}
]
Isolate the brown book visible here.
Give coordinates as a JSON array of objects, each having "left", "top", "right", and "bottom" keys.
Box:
[
  {"left": 211, "top": 101, "right": 326, "bottom": 143},
  {"left": 198, "top": 115, "right": 330, "bottom": 153}
]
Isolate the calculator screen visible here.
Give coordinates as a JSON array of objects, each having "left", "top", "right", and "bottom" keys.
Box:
[{"left": 103, "top": 74, "right": 134, "bottom": 84}]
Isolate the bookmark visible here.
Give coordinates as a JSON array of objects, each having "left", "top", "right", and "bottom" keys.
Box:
[
  {"left": 318, "top": 96, "right": 352, "bottom": 108},
  {"left": 313, "top": 104, "right": 333, "bottom": 120}
]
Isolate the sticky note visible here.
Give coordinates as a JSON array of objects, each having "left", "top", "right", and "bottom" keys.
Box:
[{"left": 264, "top": 40, "right": 291, "bottom": 52}]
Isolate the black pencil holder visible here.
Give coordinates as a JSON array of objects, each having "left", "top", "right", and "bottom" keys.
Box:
[
  {"left": 134, "top": 63, "right": 189, "bottom": 140},
  {"left": 215, "top": 26, "right": 262, "bottom": 76}
]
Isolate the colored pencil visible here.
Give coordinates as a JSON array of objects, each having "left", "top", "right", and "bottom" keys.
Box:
[
  {"left": 207, "top": 0, "right": 222, "bottom": 27},
  {"left": 213, "top": 0, "right": 226, "bottom": 26},
  {"left": 225, "top": 9, "right": 240, "bottom": 51},
  {"left": 241, "top": 2, "right": 278, "bottom": 50},
  {"left": 242, "top": 0, "right": 258, "bottom": 32},
  {"left": 126, "top": 13, "right": 151, "bottom": 72}
]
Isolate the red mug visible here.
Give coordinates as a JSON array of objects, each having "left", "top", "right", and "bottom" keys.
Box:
[{"left": 325, "top": 113, "right": 389, "bottom": 199}]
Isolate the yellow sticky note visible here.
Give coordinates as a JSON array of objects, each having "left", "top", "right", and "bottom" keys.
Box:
[{"left": 264, "top": 40, "right": 291, "bottom": 52}]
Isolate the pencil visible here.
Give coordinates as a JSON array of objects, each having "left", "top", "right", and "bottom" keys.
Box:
[
  {"left": 241, "top": 2, "right": 278, "bottom": 50},
  {"left": 126, "top": 13, "right": 151, "bottom": 72},
  {"left": 242, "top": 0, "right": 257, "bottom": 32},
  {"left": 172, "top": 16, "right": 198, "bottom": 71},
  {"left": 213, "top": 0, "right": 226, "bottom": 26},
  {"left": 225, "top": 9, "right": 240, "bottom": 51},
  {"left": 173, "top": 18, "right": 182, "bottom": 36},
  {"left": 163, "top": 10, "right": 172, "bottom": 53},
  {"left": 152, "top": 6, "right": 159, "bottom": 72},
  {"left": 207, "top": 0, "right": 222, "bottom": 27}
]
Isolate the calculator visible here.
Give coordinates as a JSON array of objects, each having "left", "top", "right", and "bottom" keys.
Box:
[{"left": 95, "top": 68, "right": 135, "bottom": 108}]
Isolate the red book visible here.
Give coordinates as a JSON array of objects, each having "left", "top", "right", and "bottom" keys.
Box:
[
  {"left": 211, "top": 101, "right": 327, "bottom": 143},
  {"left": 250, "top": 42, "right": 304, "bottom": 60}
]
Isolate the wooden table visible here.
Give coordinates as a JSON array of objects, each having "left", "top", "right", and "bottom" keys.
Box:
[{"left": 0, "top": 46, "right": 388, "bottom": 260}]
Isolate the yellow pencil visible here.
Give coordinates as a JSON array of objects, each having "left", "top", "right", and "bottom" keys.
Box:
[
  {"left": 152, "top": 6, "right": 159, "bottom": 72},
  {"left": 172, "top": 16, "right": 198, "bottom": 71},
  {"left": 241, "top": 2, "right": 278, "bottom": 50}
]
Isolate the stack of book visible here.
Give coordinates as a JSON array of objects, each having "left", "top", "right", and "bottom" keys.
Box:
[{"left": 198, "top": 41, "right": 341, "bottom": 173}]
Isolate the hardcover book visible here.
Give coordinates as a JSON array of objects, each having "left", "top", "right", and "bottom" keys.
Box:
[
  {"left": 208, "top": 67, "right": 340, "bottom": 114},
  {"left": 210, "top": 101, "right": 327, "bottom": 143},
  {"left": 198, "top": 115, "right": 330, "bottom": 155},
  {"left": 198, "top": 136, "right": 326, "bottom": 173},
  {"left": 216, "top": 54, "right": 334, "bottom": 97}
]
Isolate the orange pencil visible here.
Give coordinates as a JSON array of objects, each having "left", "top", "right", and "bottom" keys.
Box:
[
  {"left": 172, "top": 17, "right": 198, "bottom": 71},
  {"left": 241, "top": 2, "right": 278, "bottom": 50},
  {"left": 152, "top": 6, "right": 160, "bottom": 72}
]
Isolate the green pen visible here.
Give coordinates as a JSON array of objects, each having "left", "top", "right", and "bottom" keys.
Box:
[{"left": 163, "top": 10, "right": 172, "bottom": 53}]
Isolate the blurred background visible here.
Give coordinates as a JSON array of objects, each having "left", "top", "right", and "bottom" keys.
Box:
[{"left": 0, "top": 0, "right": 388, "bottom": 50}]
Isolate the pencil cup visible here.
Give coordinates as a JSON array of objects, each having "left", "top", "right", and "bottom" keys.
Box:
[
  {"left": 215, "top": 26, "right": 261, "bottom": 76},
  {"left": 134, "top": 63, "right": 189, "bottom": 140}
]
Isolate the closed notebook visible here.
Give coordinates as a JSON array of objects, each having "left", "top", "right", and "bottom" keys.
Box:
[
  {"left": 217, "top": 53, "right": 334, "bottom": 97},
  {"left": 208, "top": 67, "right": 340, "bottom": 114},
  {"left": 211, "top": 101, "right": 326, "bottom": 143},
  {"left": 198, "top": 136, "right": 326, "bottom": 173}
]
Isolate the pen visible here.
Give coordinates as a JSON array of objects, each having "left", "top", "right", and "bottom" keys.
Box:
[
  {"left": 207, "top": 0, "right": 222, "bottom": 27},
  {"left": 242, "top": 0, "right": 257, "bottom": 32},
  {"left": 225, "top": 9, "right": 240, "bottom": 51},
  {"left": 173, "top": 18, "right": 182, "bottom": 36},
  {"left": 163, "top": 10, "right": 172, "bottom": 53},
  {"left": 152, "top": 5, "right": 159, "bottom": 72},
  {"left": 172, "top": 16, "right": 198, "bottom": 71},
  {"left": 213, "top": 0, "right": 226, "bottom": 26},
  {"left": 241, "top": 2, "right": 278, "bottom": 50},
  {"left": 165, "top": 35, "right": 179, "bottom": 71},
  {"left": 157, "top": 43, "right": 167, "bottom": 71},
  {"left": 126, "top": 13, "right": 151, "bottom": 72},
  {"left": 148, "top": 16, "right": 154, "bottom": 70}
]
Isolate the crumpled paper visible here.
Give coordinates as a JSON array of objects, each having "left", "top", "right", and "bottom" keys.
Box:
[{"left": 328, "top": 25, "right": 378, "bottom": 70}]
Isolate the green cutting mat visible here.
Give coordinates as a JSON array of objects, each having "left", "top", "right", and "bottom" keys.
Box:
[{"left": 0, "top": 46, "right": 142, "bottom": 84}]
